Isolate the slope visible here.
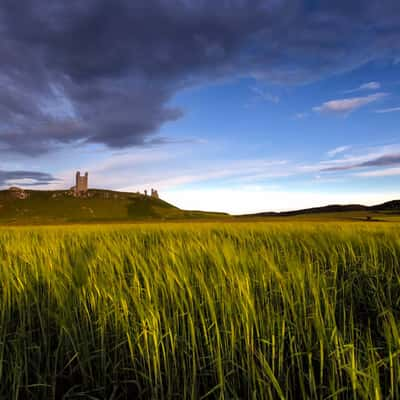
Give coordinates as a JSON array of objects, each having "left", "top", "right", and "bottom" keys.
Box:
[
  {"left": 0, "top": 189, "right": 228, "bottom": 224},
  {"left": 238, "top": 200, "right": 400, "bottom": 221}
]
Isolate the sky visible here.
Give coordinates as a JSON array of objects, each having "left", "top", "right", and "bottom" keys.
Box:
[{"left": 0, "top": 0, "right": 400, "bottom": 214}]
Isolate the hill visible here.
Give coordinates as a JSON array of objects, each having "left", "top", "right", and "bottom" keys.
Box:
[
  {"left": 238, "top": 200, "right": 400, "bottom": 221},
  {"left": 370, "top": 200, "right": 400, "bottom": 211},
  {"left": 2, "top": 187, "right": 399, "bottom": 224},
  {"left": 0, "top": 188, "right": 229, "bottom": 224}
]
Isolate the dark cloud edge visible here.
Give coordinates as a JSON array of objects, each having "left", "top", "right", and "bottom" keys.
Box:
[
  {"left": 0, "top": 0, "right": 399, "bottom": 155},
  {"left": 0, "top": 170, "right": 59, "bottom": 186},
  {"left": 321, "top": 153, "right": 400, "bottom": 172}
]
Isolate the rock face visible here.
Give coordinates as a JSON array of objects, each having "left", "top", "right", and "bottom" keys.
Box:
[{"left": 8, "top": 187, "right": 28, "bottom": 199}]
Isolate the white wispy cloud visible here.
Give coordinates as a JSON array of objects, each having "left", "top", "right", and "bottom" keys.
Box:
[
  {"left": 345, "top": 81, "right": 381, "bottom": 93},
  {"left": 360, "top": 82, "right": 381, "bottom": 90},
  {"left": 375, "top": 106, "right": 400, "bottom": 113},
  {"left": 293, "top": 112, "right": 308, "bottom": 120},
  {"left": 251, "top": 87, "right": 280, "bottom": 103},
  {"left": 327, "top": 145, "right": 351, "bottom": 157},
  {"left": 355, "top": 167, "right": 400, "bottom": 177},
  {"left": 45, "top": 149, "right": 290, "bottom": 193},
  {"left": 118, "top": 159, "right": 289, "bottom": 192},
  {"left": 313, "top": 92, "right": 388, "bottom": 114}
]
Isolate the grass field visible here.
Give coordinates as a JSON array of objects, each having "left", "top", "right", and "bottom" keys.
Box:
[{"left": 1, "top": 222, "right": 400, "bottom": 399}]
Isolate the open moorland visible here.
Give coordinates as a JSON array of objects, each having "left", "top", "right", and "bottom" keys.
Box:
[{"left": 1, "top": 222, "right": 400, "bottom": 399}]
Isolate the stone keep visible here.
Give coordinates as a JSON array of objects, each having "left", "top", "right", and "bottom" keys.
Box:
[{"left": 75, "top": 171, "right": 88, "bottom": 195}]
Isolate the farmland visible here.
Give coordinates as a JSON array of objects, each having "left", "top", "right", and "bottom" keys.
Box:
[{"left": 1, "top": 222, "right": 400, "bottom": 399}]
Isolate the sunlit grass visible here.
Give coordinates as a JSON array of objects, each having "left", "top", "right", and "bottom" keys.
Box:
[{"left": 1, "top": 222, "right": 400, "bottom": 399}]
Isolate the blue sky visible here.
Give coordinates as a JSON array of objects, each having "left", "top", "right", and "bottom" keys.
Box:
[{"left": 0, "top": 1, "right": 399, "bottom": 213}]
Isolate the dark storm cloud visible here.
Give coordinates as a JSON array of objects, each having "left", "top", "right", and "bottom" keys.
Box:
[
  {"left": 0, "top": 170, "right": 57, "bottom": 186},
  {"left": 0, "top": 0, "right": 399, "bottom": 154},
  {"left": 322, "top": 153, "right": 400, "bottom": 172}
]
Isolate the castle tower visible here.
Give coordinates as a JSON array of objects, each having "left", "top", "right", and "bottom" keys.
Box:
[
  {"left": 75, "top": 171, "right": 88, "bottom": 195},
  {"left": 151, "top": 188, "right": 159, "bottom": 199}
]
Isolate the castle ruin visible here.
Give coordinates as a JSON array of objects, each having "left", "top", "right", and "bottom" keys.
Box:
[
  {"left": 144, "top": 189, "right": 159, "bottom": 199},
  {"left": 74, "top": 171, "right": 88, "bottom": 196},
  {"left": 70, "top": 171, "right": 161, "bottom": 200},
  {"left": 8, "top": 186, "right": 28, "bottom": 199}
]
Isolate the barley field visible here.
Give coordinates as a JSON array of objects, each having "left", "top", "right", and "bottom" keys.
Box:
[{"left": 1, "top": 222, "right": 400, "bottom": 399}]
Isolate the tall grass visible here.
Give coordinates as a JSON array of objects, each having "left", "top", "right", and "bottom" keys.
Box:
[{"left": 0, "top": 222, "right": 400, "bottom": 399}]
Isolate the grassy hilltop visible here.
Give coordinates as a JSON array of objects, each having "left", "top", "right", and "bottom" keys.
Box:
[
  {"left": 1, "top": 187, "right": 400, "bottom": 224},
  {"left": 0, "top": 189, "right": 228, "bottom": 224}
]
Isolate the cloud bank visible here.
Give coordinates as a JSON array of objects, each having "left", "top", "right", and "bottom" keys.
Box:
[{"left": 0, "top": 0, "right": 400, "bottom": 155}]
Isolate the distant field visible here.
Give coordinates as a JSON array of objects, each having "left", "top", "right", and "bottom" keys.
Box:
[
  {"left": 239, "top": 211, "right": 400, "bottom": 223},
  {"left": 1, "top": 222, "right": 400, "bottom": 399}
]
